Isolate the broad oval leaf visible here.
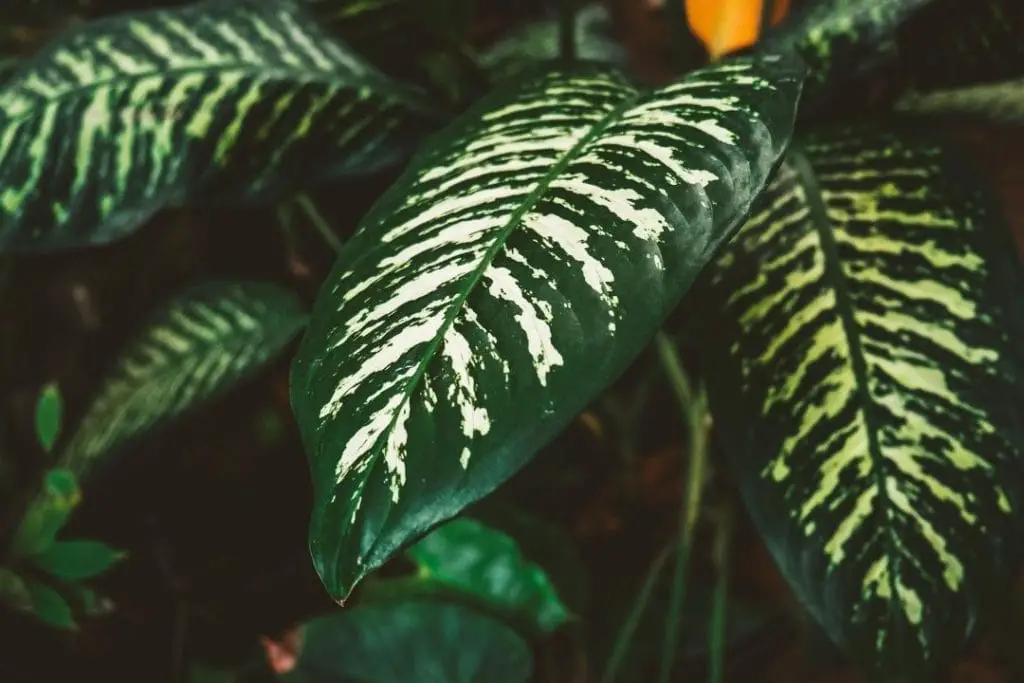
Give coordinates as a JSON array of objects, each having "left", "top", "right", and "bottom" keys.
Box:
[
  {"left": 290, "top": 55, "right": 805, "bottom": 602},
  {"left": 61, "top": 280, "right": 308, "bottom": 478},
  {"left": 692, "top": 126, "right": 1024, "bottom": 680},
  {"left": 0, "top": 0, "right": 439, "bottom": 253},
  {"left": 284, "top": 600, "right": 532, "bottom": 683}
]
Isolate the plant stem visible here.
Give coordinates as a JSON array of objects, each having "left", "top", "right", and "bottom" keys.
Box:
[
  {"left": 654, "top": 331, "right": 710, "bottom": 683},
  {"left": 600, "top": 541, "right": 674, "bottom": 683},
  {"left": 707, "top": 505, "right": 733, "bottom": 683},
  {"left": 558, "top": 0, "right": 576, "bottom": 61},
  {"left": 294, "top": 194, "right": 342, "bottom": 256}
]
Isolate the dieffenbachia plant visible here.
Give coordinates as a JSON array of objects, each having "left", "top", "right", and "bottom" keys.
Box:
[
  {"left": 290, "top": 54, "right": 806, "bottom": 601},
  {"left": 2, "top": 0, "right": 1023, "bottom": 680}
]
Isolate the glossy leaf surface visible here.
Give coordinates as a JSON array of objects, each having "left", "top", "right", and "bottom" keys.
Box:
[
  {"left": 284, "top": 600, "right": 532, "bottom": 683},
  {"left": 291, "top": 55, "right": 805, "bottom": 601},
  {"left": 61, "top": 281, "right": 307, "bottom": 478},
  {"left": 0, "top": 0, "right": 438, "bottom": 253},
  {"left": 407, "top": 517, "right": 570, "bottom": 632},
  {"left": 694, "top": 126, "right": 1024, "bottom": 681}
]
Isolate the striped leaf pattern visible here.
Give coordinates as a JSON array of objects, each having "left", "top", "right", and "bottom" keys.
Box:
[
  {"left": 61, "top": 280, "right": 308, "bottom": 478},
  {"left": 0, "top": 0, "right": 439, "bottom": 253},
  {"left": 693, "top": 127, "right": 1024, "bottom": 680},
  {"left": 291, "top": 55, "right": 805, "bottom": 602}
]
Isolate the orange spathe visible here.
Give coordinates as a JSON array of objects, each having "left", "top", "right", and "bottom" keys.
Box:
[{"left": 686, "top": 0, "right": 790, "bottom": 58}]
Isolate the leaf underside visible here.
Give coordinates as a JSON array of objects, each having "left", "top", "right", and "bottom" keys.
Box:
[
  {"left": 0, "top": 0, "right": 437, "bottom": 253},
  {"left": 291, "top": 55, "right": 805, "bottom": 601},
  {"left": 695, "top": 126, "right": 1024, "bottom": 680},
  {"left": 61, "top": 280, "right": 308, "bottom": 479}
]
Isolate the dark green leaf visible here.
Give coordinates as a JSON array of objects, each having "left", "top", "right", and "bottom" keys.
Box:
[
  {"left": 893, "top": 0, "right": 1024, "bottom": 90},
  {"left": 34, "top": 382, "right": 62, "bottom": 453},
  {"left": 60, "top": 281, "right": 308, "bottom": 478},
  {"left": 33, "top": 539, "right": 126, "bottom": 580},
  {"left": 406, "top": 517, "right": 570, "bottom": 633},
  {"left": 0, "top": 568, "right": 32, "bottom": 612},
  {"left": 479, "top": 4, "right": 627, "bottom": 81},
  {"left": 693, "top": 126, "right": 1024, "bottom": 681},
  {"left": 9, "top": 468, "right": 80, "bottom": 558},
  {"left": 291, "top": 55, "right": 805, "bottom": 602},
  {"left": 756, "top": 0, "right": 934, "bottom": 100},
  {"left": 286, "top": 600, "right": 532, "bottom": 683},
  {"left": 25, "top": 580, "right": 76, "bottom": 630},
  {"left": 0, "top": 0, "right": 440, "bottom": 253}
]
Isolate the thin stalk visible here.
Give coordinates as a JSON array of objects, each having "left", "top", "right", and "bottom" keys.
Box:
[
  {"left": 707, "top": 505, "right": 733, "bottom": 683},
  {"left": 558, "top": 0, "right": 577, "bottom": 61},
  {"left": 601, "top": 542, "right": 675, "bottom": 683},
  {"left": 294, "top": 194, "right": 342, "bottom": 256},
  {"left": 654, "top": 331, "right": 711, "bottom": 683}
]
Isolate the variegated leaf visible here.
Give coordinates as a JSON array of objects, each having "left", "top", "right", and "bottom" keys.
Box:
[
  {"left": 61, "top": 280, "right": 308, "bottom": 479},
  {"left": 757, "top": 0, "right": 934, "bottom": 95},
  {"left": 693, "top": 126, "right": 1024, "bottom": 681},
  {"left": 0, "top": 0, "right": 439, "bottom": 253},
  {"left": 290, "top": 55, "right": 805, "bottom": 601}
]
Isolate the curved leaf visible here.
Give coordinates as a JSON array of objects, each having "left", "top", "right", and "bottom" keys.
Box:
[
  {"left": 291, "top": 55, "right": 805, "bottom": 601},
  {"left": 286, "top": 600, "right": 532, "bottom": 683},
  {"left": 756, "top": 0, "right": 933, "bottom": 96},
  {"left": 0, "top": 0, "right": 439, "bottom": 253},
  {"left": 406, "top": 517, "right": 570, "bottom": 633},
  {"left": 693, "top": 126, "right": 1024, "bottom": 680},
  {"left": 33, "top": 539, "right": 126, "bottom": 581},
  {"left": 61, "top": 280, "right": 308, "bottom": 478}
]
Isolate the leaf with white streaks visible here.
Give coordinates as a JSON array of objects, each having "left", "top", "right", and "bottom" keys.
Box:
[
  {"left": 0, "top": 0, "right": 439, "bottom": 253},
  {"left": 291, "top": 55, "right": 805, "bottom": 602},
  {"left": 692, "top": 126, "right": 1024, "bottom": 682},
  {"left": 61, "top": 280, "right": 308, "bottom": 479}
]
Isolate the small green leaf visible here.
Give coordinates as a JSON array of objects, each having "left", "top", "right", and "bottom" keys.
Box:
[
  {"left": 292, "top": 54, "right": 805, "bottom": 603},
  {"left": 60, "top": 281, "right": 308, "bottom": 479},
  {"left": 0, "top": 567, "right": 32, "bottom": 612},
  {"left": 24, "top": 580, "right": 76, "bottom": 630},
  {"left": 0, "top": 0, "right": 440, "bottom": 253},
  {"left": 406, "top": 517, "right": 571, "bottom": 633},
  {"left": 33, "top": 539, "right": 126, "bottom": 581},
  {"left": 34, "top": 382, "right": 62, "bottom": 453},
  {"left": 9, "top": 468, "right": 80, "bottom": 558},
  {"left": 287, "top": 601, "right": 532, "bottom": 683}
]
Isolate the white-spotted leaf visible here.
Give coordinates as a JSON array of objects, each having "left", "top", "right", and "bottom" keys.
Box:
[{"left": 291, "top": 55, "right": 805, "bottom": 601}]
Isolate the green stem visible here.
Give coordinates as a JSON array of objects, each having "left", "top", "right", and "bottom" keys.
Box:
[
  {"left": 601, "top": 542, "right": 675, "bottom": 683},
  {"left": 654, "top": 331, "right": 710, "bottom": 683},
  {"left": 707, "top": 507, "right": 732, "bottom": 683},
  {"left": 558, "top": 0, "right": 576, "bottom": 61},
  {"left": 294, "top": 194, "right": 343, "bottom": 256}
]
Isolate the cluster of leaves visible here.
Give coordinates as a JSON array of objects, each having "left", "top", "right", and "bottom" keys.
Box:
[{"left": 0, "top": 0, "right": 1022, "bottom": 682}]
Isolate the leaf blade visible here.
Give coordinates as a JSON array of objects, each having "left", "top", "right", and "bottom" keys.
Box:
[
  {"left": 0, "top": 0, "right": 439, "bottom": 253},
  {"left": 60, "top": 280, "right": 308, "bottom": 478},
  {"left": 693, "top": 126, "right": 1024, "bottom": 680},
  {"left": 33, "top": 539, "right": 126, "bottom": 580},
  {"left": 292, "top": 55, "right": 805, "bottom": 601}
]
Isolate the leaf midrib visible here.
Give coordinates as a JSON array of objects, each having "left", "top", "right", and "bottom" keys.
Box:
[
  {"left": 788, "top": 145, "right": 901, "bottom": 615},
  {"left": 358, "top": 81, "right": 645, "bottom": 563},
  {"left": 0, "top": 62, "right": 434, "bottom": 125}
]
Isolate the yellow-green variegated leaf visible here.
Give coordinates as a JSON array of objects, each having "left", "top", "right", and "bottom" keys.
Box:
[
  {"left": 61, "top": 280, "right": 308, "bottom": 479},
  {"left": 0, "top": 0, "right": 439, "bottom": 253},
  {"left": 694, "top": 126, "right": 1024, "bottom": 681},
  {"left": 291, "top": 55, "right": 805, "bottom": 602}
]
